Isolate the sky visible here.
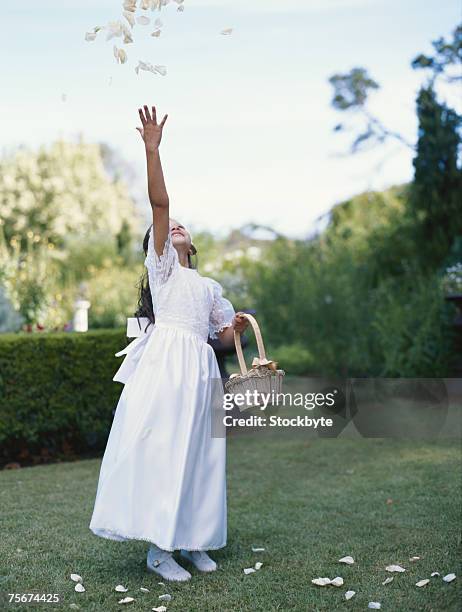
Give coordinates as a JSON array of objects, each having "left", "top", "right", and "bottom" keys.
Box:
[{"left": 1, "top": 0, "right": 460, "bottom": 238}]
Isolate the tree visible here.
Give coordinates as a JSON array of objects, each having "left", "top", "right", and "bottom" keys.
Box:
[{"left": 409, "top": 85, "right": 462, "bottom": 270}]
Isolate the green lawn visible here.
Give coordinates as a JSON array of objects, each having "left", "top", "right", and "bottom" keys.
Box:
[{"left": 1, "top": 436, "right": 460, "bottom": 611}]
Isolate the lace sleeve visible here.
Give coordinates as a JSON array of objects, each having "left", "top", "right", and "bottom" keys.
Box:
[
  {"left": 208, "top": 279, "right": 236, "bottom": 340},
  {"left": 144, "top": 226, "right": 179, "bottom": 288}
]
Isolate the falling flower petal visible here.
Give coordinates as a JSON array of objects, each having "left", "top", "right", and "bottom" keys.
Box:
[
  {"left": 221, "top": 28, "right": 233, "bottom": 35},
  {"left": 106, "top": 20, "right": 125, "bottom": 41},
  {"left": 345, "top": 590, "right": 356, "bottom": 600},
  {"left": 368, "top": 603, "right": 381, "bottom": 610},
  {"left": 74, "top": 584, "right": 85, "bottom": 593},
  {"left": 177, "top": 5, "right": 184, "bottom": 11},
  {"left": 123, "top": 0, "right": 137, "bottom": 11},
  {"left": 123, "top": 11, "right": 135, "bottom": 27},
  {"left": 155, "top": 65, "right": 167, "bottom": 75},
  {"left": 244, "top": 568, "right": 256, "bottom": 575},
  {"left": 137, "top": 16, "right": 151, "bottom": 25},
  {"left": 151, "top": 30, "right": 161, "bottom": 37},
  {"left": 113, "top": 46, "right": 128, "bottom": 64},
  {"left": 386, "top": 564, "right": 406, "bottom": 573},
  {"left": 140, "top": 587, "right": 150, "bottom": 592},
  {"left": 254, "top": 562, "right": 263, "bottom": 570},
  {"left": 443, "top": 573, "right": 456, "bottom": 583},
  {"left": 339, "top": 556, "right": 355, "bottom": 565},
  {"left": 252, "top": 547, "right": 265, "bottom": 552},
  {"left": 140, "top": 0, "right": 151, "bottom": 8},
  {"left": 70, "top": 574, "right": 83, "bottom": 583},
  {"left": 330, "top": 577, "right": 344, "bottom": 587},
  {"left": 152, "top": 607, "right": 167, "bottom": 612},
  {"left": 118, "top": 597, "right": 134, "bottom": 604},
  {"left": 416, "top": 579, "right": 429, "bottom": 587},
  {"left": 135, "top": 60, "right": 166, "bottom": 76},
  {"left": 382, "top": 577, "right": 394, "bottom": 585},
  {"left": 85, "top": 32, "right": 97, "bottom": 41},
  {"left": 410, "top": 556, "right": 420, "bottom": 562},
  {"left": 431, "top": 572, "right": 440, "bottom": 577},
  {"left": 158, "top": 594, "right": 171, "bottom": 601},
  {"left": 115, "top": 585, "right": 128, "bottom": 592},
  {"left": 312, "top": 577, "right": 331, "bottom": 586}
]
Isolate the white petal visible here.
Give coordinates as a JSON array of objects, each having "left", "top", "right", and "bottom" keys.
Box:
[
  {"left": 123, "top": 0, "right": 137, "bottom": 11},
  {"left": 443, "top": 573, "right": 456, "bottom": 583},
  {"left": 124, "top": 33, "right": 133, "bottom": 44},
  {"left": 106, "top": 20, "right": 124, "bottom": 40},
  {"left": 85, "top": 32, "right": 97, "bottom": 42},
  {"left": 154, "top": 65, "right": 167, "bottom": 76},
  {"left": 368, "top": 603, "right": 381, "bottom": 610},
  {"left": 382, "top": 577, "right": 394, "bottom": 585},
  {"left": 312, "top": 577, "right": 331, "bottom": 586},
  {"left": 431, "top": 572, "right": 440, "bottom": 577},
  {"left": 416, "top": 579, "right": 429, "bottom": 587},
  {"left": 70, "top": 574, "right": 83, "bottom": 583},
  {"left": 244, "top": 568, "right": 256, "bottom": 575},
  {"left": 140, "top": 587, "right": 150, "bottom": 592},
  {"left": 345, "top": 590, "right": 356, "bottom": 600},
  {"left": 339, "top": 556, "right": 355, "bottom": 565},
  {"left": 74, "top": 584, "right": 85, "bottom": 593},
  {"left": 137, "top": 16, "right": 151, "bottom": 25},
  {"left": 118, "top": 49, "right": 128, "bottom": 64},
  {"left": 330, "top": 576, "right": 344, "bottom": 587},
  {"left": 140, "top": 0, "right": 151, "bottom": 8},
  {"left": 158, "top": 594, "right": 171, "bottom": 601},
  {"left": 123, "top": 11, "right": 135, "bottom": 27},
  {"left": 252, "top": 547, "right": 265, "bottom": 552},
  {"left": 385, "top": 564, "right": 406, "bottom": 573},
  {"left": 157, "top": 582, "right": 165, "bottom": 587},
  {"left": 115, "top": 585, "right": 128, "bottom": 592},
  {"left": 151, "top": 30, "right": 161, "bottom": 37},
  {"left": 221, "top": 28, "right": 233, "bottom": 35},
  {"left": 118, "top": 597, "right": 135, "bottom": 604},
  {"left": 177, "top": 5, "right": 184, "bottom": 11},
  {"left": 254, "top": 562, "right": 263, "bottom": 570},
  {"left": 410, "top": 556, "right": 420, "bottom": 562},
  {"left": 69, "top": 605, "right": 80, "bottom": 610},
  {"left": 152, "top": 607, "right": 167, "bottom": 612}
]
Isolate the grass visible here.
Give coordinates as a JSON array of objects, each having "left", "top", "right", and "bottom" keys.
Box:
[{"left": 0, "top": 435, "right": 461, "bottom": 611}]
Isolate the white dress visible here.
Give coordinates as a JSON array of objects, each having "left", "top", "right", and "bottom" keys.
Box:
[{"left": 89, "top": 227, "right": 235, "bottom": 551}]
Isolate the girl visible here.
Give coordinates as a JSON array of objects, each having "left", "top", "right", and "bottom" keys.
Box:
[{"left": 89, "top": 105, "right": 248, "bottom": 582}]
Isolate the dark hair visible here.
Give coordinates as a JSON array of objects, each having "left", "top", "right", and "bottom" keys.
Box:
[{"left": 134, "top": 225, "right": 197, "bottom": 326}]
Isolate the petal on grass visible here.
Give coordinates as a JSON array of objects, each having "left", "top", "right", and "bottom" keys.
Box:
[
  {"left": 118, "top": 597, "right": 135, "bottom": 604},
  {"left": 254, "top": 562, "right": 263, "bottom": 570},
  {"left": 385, "top": 564, "right": 406, "bottom": 573},
  {"left": 140, "top": 587, "right": 150, "bottom": 592},
  {"left": 339, "top": 556, "right": 355, "bottom": 565},
  {"left": 70, "top": 574, "right": 83, "bottom": 583},
  {"left": 74, "top": 584, "right": 85, "bottom": 593},
  {"left": 152, "top": 607, "right": 167, "bottom": 612},
  {"left": 244, "top": 568, "right": 256, "bottom": 575},
  {"left": 431, "top": 572, "right": 440, "bottom": 577},
  {"left": 382, "top": 577, "right": 394, "bottom": 585},
  {"left": 312, "top": 577, "right": 331, "bottom": 586},
  {"left": 158, "top": 594, "right": 172, "bottom": 601},
  {"left": 345, "top": 591, "right": 356, "bottom": 600},
  {"left": 115, "top": 586, "right": 128, "bottom": 592},
  {"left": 330, "top": 577, "right": 344, "bottom": 587},
  {"left": 368, "top": 603, "right": 381, "bottom": 610},
  {"left": 443, "top": 573, "right": 456, "bottom": 583},
  {"left": 416, "top": 579, "right": 430, "bottom": 587},
  {"left": 410, "top": 556, "right": 420, "bottom": 562},
  {"left": 252, "top": 547, "right": 265, "bottom": 552}
]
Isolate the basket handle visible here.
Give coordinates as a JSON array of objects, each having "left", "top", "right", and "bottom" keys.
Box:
[{"left": 233, "top": 313, "right": 267, "bottom": 375}]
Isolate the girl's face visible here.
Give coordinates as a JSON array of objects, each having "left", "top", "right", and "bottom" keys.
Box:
[{"left": 169, "top": 218, "right": 192, "bottom": 252}]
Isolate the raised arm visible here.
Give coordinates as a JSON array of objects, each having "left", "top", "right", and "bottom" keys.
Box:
[{"left": 137, "top": 105, "right": 169, "bottom": 257}]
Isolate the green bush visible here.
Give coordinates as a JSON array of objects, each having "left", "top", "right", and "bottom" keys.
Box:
[{"left": 0, "top": 329, "right": 128, "bottom": 465}]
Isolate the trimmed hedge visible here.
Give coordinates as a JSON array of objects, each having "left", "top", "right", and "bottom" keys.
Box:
[{"left": 0, "top": 329, "right": 128, "bottom": 466}]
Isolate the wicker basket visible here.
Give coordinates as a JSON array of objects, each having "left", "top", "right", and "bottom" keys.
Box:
[{"left": 225, "top": 313, "right": 285, "bottom": 411}]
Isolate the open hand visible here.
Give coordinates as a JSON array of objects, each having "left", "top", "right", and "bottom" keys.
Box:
[
  {"left": 137, "top": 105, "right": 168, "bottom": 152},
  {"left": 233, "top": 313, "right": 249, "bottom": 334}
]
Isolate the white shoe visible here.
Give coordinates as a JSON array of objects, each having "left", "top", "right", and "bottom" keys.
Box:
[
  {"left": 180, "top": 549, "right": 217, "bottom": 572},
  {"left": 147, "top": 545, "right": 192, "bottom": 582}
]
